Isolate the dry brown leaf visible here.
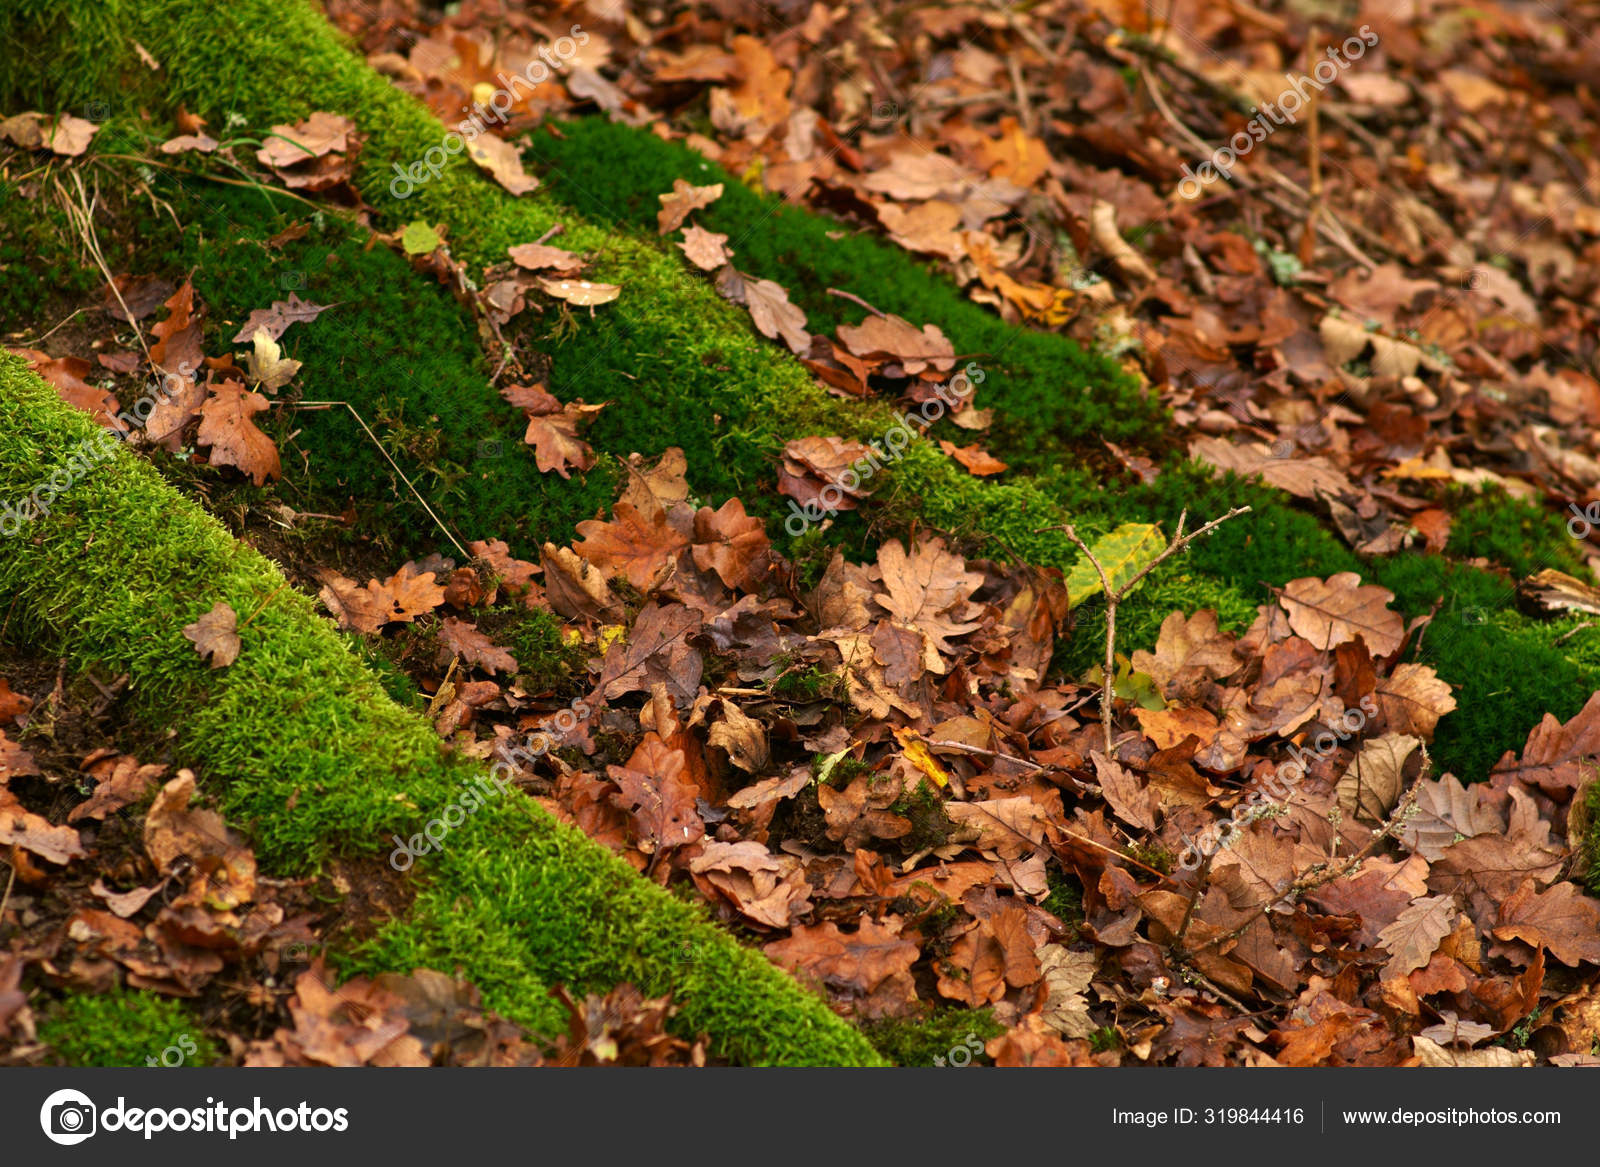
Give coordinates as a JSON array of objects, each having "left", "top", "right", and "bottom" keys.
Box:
[
  {"left": 537, "top": 278, "right": 620, "bottom": 308},
  {"left": 573, "top": 501, "right": 690, "bottom": 591},
  {"left": 938, "top": 439, "right": 1008, "bottom": 476},
  {"left": 466, "top": 133, "right": 539, "bottom": 195},
  {"left": 657, "top": 179, "right": 724, "bottom": 234},
  {"left": 678, "top": 225, "right": 731, "bottom": 271},
  {"left": 763, "top": 917, "right": 920, "bottom": 1020},
  {"left": 437, "top": 617, "right": 518, "bottom": 675},
  {"left": 1336, "top": 733, "right": 1421, "bottom": 823},
  {"left": 144, "top": 770, "right": 256, "bottom": 909},
  {"left": 1279, "top": 573, "right": 1404, "bottom": 658},
  {"left": 182, "top": 601, "right": 240, "bottom": 669},
  {"left": 1377, "top": 894, "right": 1458, "bottom": 979},
  {"left": 197, "top": 380, "right": 282, "bottom": 484}
]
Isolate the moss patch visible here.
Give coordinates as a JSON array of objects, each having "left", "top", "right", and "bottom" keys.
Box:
[{"left": 39, "top": 991, "right": 217, "bottom": 1068}]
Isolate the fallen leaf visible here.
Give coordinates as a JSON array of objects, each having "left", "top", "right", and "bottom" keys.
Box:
[
  {"left": 144, "top": 770, "right": 256, "bottom": 909},
  {"left": 538, "top": 278, "right": 621, "bottom": 307},
  {"left": 241, "top": 328, "right": 300, "bottom": 392},
  {"left": 763, "top": 917, "right": 920, "bottom": 1019},
  {"left": 466, "top": 134, "right": 539, "bottom": 195},
  {"left": 197, "top": 381, "right": 282, "bottom": 484},
  {"left": 1279, "top": 573, "right": 1404, "bottom": 659},
  {"left": 938, "top": 439, "right": 1008, "bottom": 476},
  {"left": 678, "top": 225, "right": 731, "bottom": 270},
  {"left": 657, "top": 179, "right": 724, "bottom": 234},
  {"left": 573, "top": 501, "right": 690, "bottom": 591},
  {"left": 1377, "top": 894, "right": 1457, "bottom": 979},
  {"left": 1336, "top": 733, "right": 1421, "bottom": 823},
  {"left": 183, "top": 602, "right": 240, "bottom": 669},
  {"left": 231, "top": 294, "right": 330, "bottom": 343},
  {"left": 715, "top": 268, "right": 811, "bottom": 355},
  {"left": 437, "top": 617, "right": 518, "bottom": 675}
]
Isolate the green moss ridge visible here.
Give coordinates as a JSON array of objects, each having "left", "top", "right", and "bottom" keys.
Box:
[
  {"left": 0, "top": 353, "right": 883, "bottom": 1065},
  {"left": 525, "top": 119, "right": 1162, "bottom": 466}
]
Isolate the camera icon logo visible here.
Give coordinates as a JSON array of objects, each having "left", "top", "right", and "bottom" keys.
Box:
[
  {"left": 477, "top": 439, "right": 504, "bottom": 460},
  {"left": 39, "top": 1088, "right": 97, "bottom": 1146},
  {"left": 279, "top": 270, "right": 307, "bottom": 291}
]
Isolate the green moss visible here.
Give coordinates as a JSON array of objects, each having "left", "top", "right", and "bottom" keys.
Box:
[
  {"left": 40, "top": 991, "right": 217, "bottom": 1068},
  {"left": 1445, "top": 487, "right": 1588, "bottom": 580},
  {"left": 890, "top": 782, "right": 955, "bottom": 852},
  {"left": 1041, "top": 868, "right": 1084, "bottom": 927},
  {"left": 526, "top": 119, "right": 1164, "bottom": 467},
  {"left": 861, "top": 1006, "right": 1005, "bottom": 1066},
  {"left": 0, "top": 353, "right": 882, "bottom": 1066},
  {"left": 490, "top": 605, "right": 589, "bottom": 695}
]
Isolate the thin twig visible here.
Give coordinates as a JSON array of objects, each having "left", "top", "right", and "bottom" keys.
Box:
[
  {"left": 286, "top": 400, "right": 471, "bottom": 560},
  {"left": 1175, "top": 760, "right": 1428, "bottom": 965},
  {"left": 1039, "top": 506, "right": 1250, "bottom": 755},
  {"left": 1299, "top": 27, "right": 1323, "bottom": 267},
  {"left": 61, "top": 172, "right": 151, "bottom": 362}
]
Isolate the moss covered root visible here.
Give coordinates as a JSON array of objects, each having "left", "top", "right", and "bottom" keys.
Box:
[{"left": 0, "top": 352, "right": 883, "bottom": 1065}]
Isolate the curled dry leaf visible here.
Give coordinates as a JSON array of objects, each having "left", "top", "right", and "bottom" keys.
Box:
[
  {"left": 507, "top": 242, "right": 584, "bottom": 275},
  {"left": 1335, "top": 733, "right": 1422, "bottom": 823},
  {"left": 538, "top": 278, "right": 621, "bottom": 307},
  {"left": 0, "top": 111, "right": 100, "bottom": 156},
  {"left": 70, "top": 754, "right": 166, "bottom": 823},
  {"left": 256, "top": 111, "right": 355, "bottom": 168},
  {"left": 656, "top": 178, "right": 724, "bottom": 234},
  {"left": 715, "top": 267, "right": 811, "bottom": 355},
  {"left": 182, "top": 601, "right": 241, "bottom": 669},
  {"left": 678, "top": 225, "right": 731, "bottom": 271},
  {"left": 466, "top": 133, "right": 539, "bottom": 196},
  {"left": 938, "top": 439, "right": 1008, "bottom": 476},
  {"left": 144, "top": 770, "right": 257, "bottom": 909},
  {"left": 0, "top": 786, "right": 85, "bottom": 865}
]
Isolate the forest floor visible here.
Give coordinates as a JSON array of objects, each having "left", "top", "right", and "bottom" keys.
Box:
[{"left": 2, "top": 0, "right": 1600, "bottom": 1067}]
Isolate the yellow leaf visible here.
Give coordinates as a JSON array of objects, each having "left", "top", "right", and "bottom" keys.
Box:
[{"left": 893, "top": 727, "right": 951, "bottom": 788}]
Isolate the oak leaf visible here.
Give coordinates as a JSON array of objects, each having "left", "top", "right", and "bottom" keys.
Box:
[
  {"left": 1490, "top": 690, "right": 1600, "bottom": 798},
  {"left": 763, "top": 917, "right": 920, "bottom": 1020},
  {"left": 573, "top": 501, "right": 690, "bottom": 591},
  {"left": 1493, "top": 880, "right": 1600, "bottom": 967},
  {"left": 678, "top": 225, "right": 731, "bottom": 271},
  {"left": 690, "top": 497, "right": 769, "bottom": 591},
  {"left": 656, "top": 179, "right": 723, "bottom": 234},
  {"left": 715, "top": 267, "right": 810, "bottom": 355},
  {"left": 144, "top": 770, "right": 256, "bottom": 909},
  {"left": 437, "top": 617, "right": 518, "bottom": 675},
  {"left": 1279, "top": 573, "right": 1404, "bottom": 658},
  {"left": 197, "top": 380, "right": 281, "bottom": 484},
  {"left": 606, "top": 736, "right": 704, "bottom": 854},
  {"left": 230, "top": 293, "right": 330, "bottom": 343},
  {"left": 1377, "top": 895, "right": 1458, "bottom": 979},
  {"left": 466, "top": 133, "right": 539, "bottom": 195}
]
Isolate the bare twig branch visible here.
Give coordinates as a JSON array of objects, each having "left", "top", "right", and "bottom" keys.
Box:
[{"left": 1038, "top": 506, "right": 1250, "bottom": 756}]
